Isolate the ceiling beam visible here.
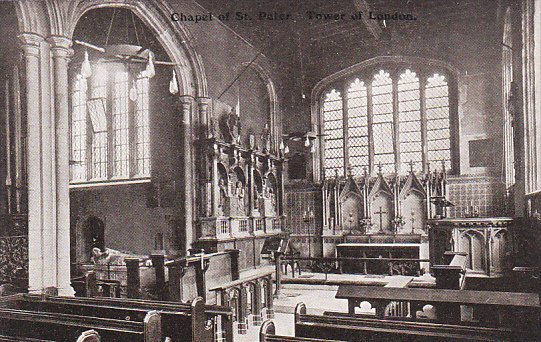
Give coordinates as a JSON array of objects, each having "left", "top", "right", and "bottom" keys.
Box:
[{"left": 352, "top": 0, "right": 382, "bottom": 39}]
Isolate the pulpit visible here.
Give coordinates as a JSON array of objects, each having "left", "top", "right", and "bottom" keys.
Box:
[{"left": 428, "top": 218, "right": 514, "bottom": 277}]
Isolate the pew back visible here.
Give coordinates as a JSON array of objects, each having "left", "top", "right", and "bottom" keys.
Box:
[
  {"left": 0, "top": 307, "right": 161, "bottom": 341},
  {"left": 1, "top": 294, "right": 229, "bottom": 342},
  {"left": 295, "top": 303, "right": 540, "bottom": 342}
]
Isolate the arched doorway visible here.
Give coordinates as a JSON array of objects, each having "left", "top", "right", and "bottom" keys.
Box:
[{"left": 76, "top": 216, "right": 105, "bottom": 263}]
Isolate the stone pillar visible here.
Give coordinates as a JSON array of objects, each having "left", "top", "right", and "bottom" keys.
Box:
[
  {"left": 48, "top": 35, "right": 75, "bottom": 296},
  {"left": 19, "top": 33, "right": 46, "bottom": 293},
  {"left": 196, "top": 97, "right": 211, "bottom": 139},
  {"left": 178, "top": 96, "right": 194, "bottom": 250}
]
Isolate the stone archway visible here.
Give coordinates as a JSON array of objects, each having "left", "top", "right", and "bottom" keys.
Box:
[{"left": 12, "top": 0, "right": 209, "bottom": 295}]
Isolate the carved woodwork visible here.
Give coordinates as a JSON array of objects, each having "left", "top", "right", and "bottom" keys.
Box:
[
  {"left": 322, "top": 167, "right": 443, "bottom": 236},
  {"left": 194, "top": 99, "right": 285, "bottom": 246},
  {"left": 428, "top": 218, "right": 514, "bottom": 277}
]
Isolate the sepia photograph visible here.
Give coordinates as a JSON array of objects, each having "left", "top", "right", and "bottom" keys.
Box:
[{"left": 0, "top": 0, "right": 540, "bottom": 340}]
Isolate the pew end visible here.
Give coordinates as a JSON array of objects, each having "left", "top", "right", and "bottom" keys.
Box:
[
  {"left": 76, "top": 330, "right": 101, "bottom": 342},
  {"left": 259, "top": 320, "right": 276, "bottom": 342}
]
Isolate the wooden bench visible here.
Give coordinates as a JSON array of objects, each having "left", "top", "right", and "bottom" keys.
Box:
[
  {"left": 335, "top": 284, "right": 541, "bottom": 328},
  {"left": 259, "top": 320, "right": 341, "bottom": 342},
  {"left": 295, "top": 303, "right": 540, "bottom": 341},
  {"left": 0, "top": 307, "right": 161, "bottom": 341},
  {"left": 0, "top": 294, "right": 233, "bottom": 342}
]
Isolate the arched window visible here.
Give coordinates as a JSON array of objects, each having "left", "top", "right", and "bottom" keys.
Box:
[
  {"left": 69, "top": 62, "right": 151, "bottom": 183},
  {"left": 319, "top": 61, "right": 455, "bottom": 178}
]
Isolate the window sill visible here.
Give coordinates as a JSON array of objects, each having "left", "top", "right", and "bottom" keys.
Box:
[{"left": 69, "top": 177, "right": 151, "bottom": 189}]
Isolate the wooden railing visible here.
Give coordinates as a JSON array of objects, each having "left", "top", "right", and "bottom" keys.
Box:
[
  {"left": 281, "top": 256, "right": 429, "bottom": 279},
  {"left": 210, "top": 270, "right": 274, "bottom": 335}
]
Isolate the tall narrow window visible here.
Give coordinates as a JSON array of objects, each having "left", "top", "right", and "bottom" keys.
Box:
[
  {"left": 322, "top": 89, "right": 344, "bottom": 177},
  {"left": 113, "top": 71, "right": 130, "bottom": 177},
  {"left": 502, "top": 7, "right": 514, "bottom": 187},
  {"left": 70, "top": 62, "right": 152, "bottom": 184},
  {"left": 371, "top": 70, "right": 395, "bottom": 173},
  {"left": 347, "top": 78, "right": 369, "bottom": 175},
  {"left": 90, "top": 65, "right": 108, "bottom": 180},
  {"left": 135, "top": 76, "right": 150, "bottom": 176},
  {"left": 426, "top": 74, "right": 451, "bottom": 170},
  {"left": 71, "top": 76, "right": 88, "bottom": 181},
  {"left": 398, "top": 69, "right": 422, "bottom": 173}
]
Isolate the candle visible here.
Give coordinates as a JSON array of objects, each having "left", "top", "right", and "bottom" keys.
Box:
[{"left": 200, "top": 249, "right": 204, "bottom": 269}]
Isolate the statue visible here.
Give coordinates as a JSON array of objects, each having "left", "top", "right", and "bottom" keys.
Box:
[
  {"left": 217, "top": 178, "right": 228, "bottom": 216},
  {"left": 234, "top": 181, "right": 246, "bottom": 215}
]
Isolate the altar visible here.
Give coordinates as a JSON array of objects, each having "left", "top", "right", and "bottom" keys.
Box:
[{"left": 337, "top": 242, "right": 421, "bottom": 274}]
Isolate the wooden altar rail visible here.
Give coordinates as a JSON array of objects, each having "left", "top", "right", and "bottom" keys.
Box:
[
  {"left": 210, "top": 270, "right": 274, "bottom": 335},
  {"left": 281, "top": 256, "right": 429, "bottom": 279}
]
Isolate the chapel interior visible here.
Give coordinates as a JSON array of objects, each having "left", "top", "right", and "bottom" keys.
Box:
[{"left": 0, "top": 0, "right": 541, "bottom": 341}]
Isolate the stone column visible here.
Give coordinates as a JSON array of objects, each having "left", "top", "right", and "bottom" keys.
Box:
[
  {"left": 48, "top": 35, "right": 75, "bottom": 296},
  {"left": 19, "top": 33, "right": 45, "bottom": 293},
  {"left": 177, "top": 96, "right": 194, "bottom": 250},
  {"left": 196, "top": 97, "right": 211, "bottom": 139}
]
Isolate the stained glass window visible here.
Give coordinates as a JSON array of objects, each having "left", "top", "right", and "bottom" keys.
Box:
[
  {"left": 372, "top": 70, "right": 395, "bottom": 174},
  {"left": 398, "top": 70, "right": 422, "bottom": 173},
  {"left": 322, "top": 89, "right": 344, "bottom": 177},
  {"left": 320, "top": 65, "right": 454, "bottom": 177},
  {"left": 70, "top": 64, "right": 152, "bottom": 184}
]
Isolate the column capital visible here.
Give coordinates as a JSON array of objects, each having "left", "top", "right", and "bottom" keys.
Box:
[
  {"left": 47, "top": 35, "right": 73, "bottom": 59},
  {"left": 196, "top": 96, "right": 211, "bottom": 105},
  {"left": 18, "top": 33, "right": 44, "bottom": 56},
  {"left": 178, "top": 95, "right": 195, "bottom": 105}
]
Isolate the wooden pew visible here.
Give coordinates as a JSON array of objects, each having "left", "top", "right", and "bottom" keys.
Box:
[
  {"left": 295, "top": 303, "right": 539, "bottom": 341},
  {"left": 259, "top": 320, "right": 341, "bottom": 342},
  {"left": 335, "top": 284, "right": 540, "bottom": 328},
  {"left": 0, "top": 307, "right": 161, "bottom": 341},
  {"left": 4, "top": 294, "right": 233, "bottom": 342}
]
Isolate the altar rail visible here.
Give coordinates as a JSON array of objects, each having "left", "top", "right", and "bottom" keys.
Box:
[{"left": 281, "top": 256, "right": 429, "bottom": 279}]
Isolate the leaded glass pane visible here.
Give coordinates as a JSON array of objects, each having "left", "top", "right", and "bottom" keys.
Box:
[
  {"left": 113, "top": 71, "right": 130, "bottom": 177},
  {"left": 372, "top": 70, "right": 395, "bottom": 173},
  {"left": 426, "top": 73, "right": 451, "bottom": 170},
  {"left": 136, "top": 76, "right": 151, "bottom": 176},
  {"left": 323, "top": 89, "right": 344, "bottom": 177},
  {"left": 70, "top": 77, "right": 87, "bottom": 181},
  {"left": 398, "top": 69, "right": 422, "bottom": 173},
  {"left": 347, "top": 78, "right": 369, "bottom": 174}
]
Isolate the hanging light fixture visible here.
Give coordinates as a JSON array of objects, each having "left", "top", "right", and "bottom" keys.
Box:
[
  {"left": 304, "top": 136, "right": 310, "bottom": 147},
  {"left": 80, "top": 50, "right": 92, "bottom": 78},
  {"left": 142, "top": 50, "right": 156, "bottom": 78},
  {"left": 279, "top": 140, "right": 285, "bottom": 151},
  {"left": 284, "top": 144, "right": 290, "bottom": 155},
  {"left": 169, "top": 69, "right": 179, "bottom": 94},
  {"left": 129, "top": 80, "right": 137, "bottom": 101}
]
